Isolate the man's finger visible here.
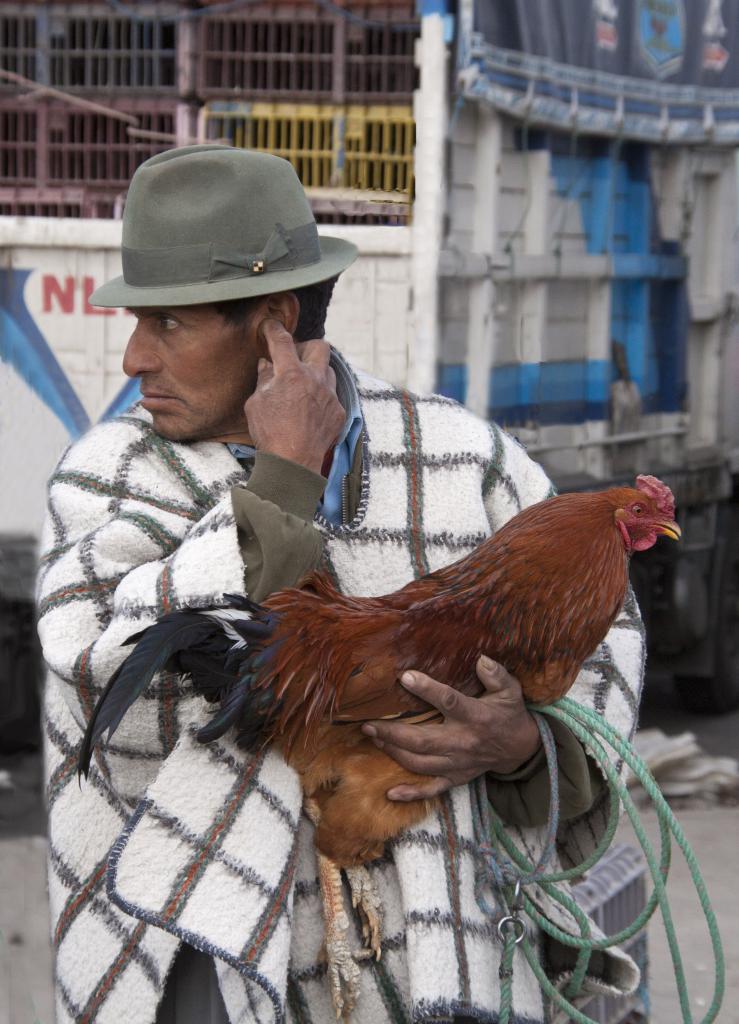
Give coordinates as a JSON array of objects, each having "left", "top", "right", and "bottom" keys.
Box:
[
  {"left": 295, "top": 339, "right": 331, "bottom": 367},
  {"left": 362, "top": 719, "right": 447, "bottom": 752},
  {"left": 386, "top": 776, "right": 453, "bottom": 802},
  {"left": 372, "top": 740, "right": 454, "bottom": 778},
  {"left": 256, "top": 357, "right": 274, "bottom": 384},
  {"left": 476, "top": 657, "right": 521, "bottom": 698},
  {"left": 398, "top": 671, "right": 478, "bottom": 722},
  {"left": 260, "top": 318, "right": 299, "bottom": 372}
]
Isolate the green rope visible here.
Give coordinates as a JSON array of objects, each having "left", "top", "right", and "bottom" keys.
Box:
[
  {"left": 497, "top": 930, "right": 517, "bottom": 1024},
  {"left": 480, "top": 696, "right": 725, "bottom": 1024}
]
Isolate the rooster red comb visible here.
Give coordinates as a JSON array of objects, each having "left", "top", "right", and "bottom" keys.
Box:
[{"left": 635, "top": 475, "right": 675, "bottom": 517}]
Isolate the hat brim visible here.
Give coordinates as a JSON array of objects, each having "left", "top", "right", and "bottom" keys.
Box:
[{"left": 89, "top": 235, "right": 358, "bottom": 308}]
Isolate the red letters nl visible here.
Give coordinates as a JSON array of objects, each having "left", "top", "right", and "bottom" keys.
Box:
[{"left": 41, "top": 275, "right": 117, "bottom": 315}]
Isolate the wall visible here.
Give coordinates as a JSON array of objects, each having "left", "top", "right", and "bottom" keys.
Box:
[{"left": 0, "top": 218, "right": 412, "bottom": 538}]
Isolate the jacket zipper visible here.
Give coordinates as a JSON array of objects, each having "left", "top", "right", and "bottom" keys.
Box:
[{"left": 341, "top": 474, "right": 350, "bottom": 525}]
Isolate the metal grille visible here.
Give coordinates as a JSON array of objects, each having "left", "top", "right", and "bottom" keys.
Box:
[
  {"left": 0, "top": 190, "right": 83, "bottom": 217},
  {"left": 0, "top": 2, "right": 417, "bottom": 221},
  {"left": 345, "top": 18, "right": 418, "bottom": 99},
  {"left": 571, "top": 844, "right": 649, "bottom": 1024},
  {"left": 0, "top": 11, "right": 36, "bottom": 81},
  {"left": 198, "top": 2, "right": 418, "bottom": 102},
  {"left": 48, "top": 11, "right": 177, "bottom": 90},
  {"left": 0, "top": 106, "right": 37, "bottom": 184},
  {"left": 200, "top": 15, "right": 335, "bottom": 97},
  {"left": 46, "top": 103, "right": 175, "bottom": 185}
]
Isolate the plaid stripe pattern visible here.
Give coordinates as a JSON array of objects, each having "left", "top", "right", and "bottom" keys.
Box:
[{"left": 38, "top": 368, "right": 643, "bottom": 1024}]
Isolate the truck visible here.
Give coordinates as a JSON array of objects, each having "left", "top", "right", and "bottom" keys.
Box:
[
  {"left": 1, "top": 0, "right": 738, "bottom": 715},
  {"left": 416, "top": 0, "right": 739, "bottom": 712}
]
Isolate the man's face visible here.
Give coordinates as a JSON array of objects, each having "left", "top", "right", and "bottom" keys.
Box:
[{"left": 122, "top": 304, "right": 264, "bottom": 443}]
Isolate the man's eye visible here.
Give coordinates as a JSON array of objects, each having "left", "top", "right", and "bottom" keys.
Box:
[{"left": 158, "top": 315, "right": 178, "bottom": 330}]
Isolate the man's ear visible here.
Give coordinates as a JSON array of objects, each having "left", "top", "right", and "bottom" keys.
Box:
[{"left": 264, "top": 291, "right": 300, "bottom": 336}]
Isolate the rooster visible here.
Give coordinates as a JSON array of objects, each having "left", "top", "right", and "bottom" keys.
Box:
[{"left": 78, "top": 473, "right": 679, "bottom": 1015}]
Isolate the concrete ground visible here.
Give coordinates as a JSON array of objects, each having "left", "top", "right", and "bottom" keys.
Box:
[
  {"left": 1, "top": 674, "right": 737, "bottom": 1024},
  {"left": 0, "top": 834, "right": 53, "bottom": 1024},
  {"left": 614, "top": 807, "right": 738, "bottom": 1024}
]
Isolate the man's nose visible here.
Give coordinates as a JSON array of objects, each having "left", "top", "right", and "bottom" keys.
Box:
[{"left": 122, "top": 323, "right": 162, "bottom": 378}]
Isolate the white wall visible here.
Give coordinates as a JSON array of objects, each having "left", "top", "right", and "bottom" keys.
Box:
[{"left": 0, "top": 218, "right": 412, "bottom": 538}]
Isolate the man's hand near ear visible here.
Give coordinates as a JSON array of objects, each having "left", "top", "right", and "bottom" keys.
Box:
[{"left": 244, "top": 319, "right": 345, "bottom": 475}]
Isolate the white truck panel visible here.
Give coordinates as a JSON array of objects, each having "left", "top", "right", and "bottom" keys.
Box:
[{"left": 0, "top": 219, "right": 413, "bottom": 539}]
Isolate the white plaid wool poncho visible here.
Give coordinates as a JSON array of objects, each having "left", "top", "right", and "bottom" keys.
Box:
[{"left": 37, "top": 370, "right": 644, "bottom": 1024}]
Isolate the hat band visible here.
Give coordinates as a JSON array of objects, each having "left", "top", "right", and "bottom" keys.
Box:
[{"left": 121, "top": 222, "right": 321, "bottom": 287}]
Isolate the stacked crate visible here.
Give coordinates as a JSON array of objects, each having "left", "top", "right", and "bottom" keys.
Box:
[
  {"left": 0, "top": 0, "right": 418, "bottom": 222},
  {"left": 196, "top": 1, "right": 417, "bottom": 222},
  {"left": 0, "top": 1, "right": 179, "bottom": 216}
]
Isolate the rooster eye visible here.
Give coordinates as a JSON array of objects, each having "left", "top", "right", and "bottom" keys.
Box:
[{"left": 632, "top": 504, "right": 643, "bottom": 515}]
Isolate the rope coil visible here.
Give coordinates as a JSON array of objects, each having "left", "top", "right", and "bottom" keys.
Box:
[{"left": 473, "top": 696, "right": 725, "bottom": 1024}]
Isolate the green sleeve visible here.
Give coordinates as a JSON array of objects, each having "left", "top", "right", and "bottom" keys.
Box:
[
  {"left": 231, "top": 451, "right": 327, "bottom": 603},
  {"left": 485, "top": 718, "right": 605, "bottom": 828}
]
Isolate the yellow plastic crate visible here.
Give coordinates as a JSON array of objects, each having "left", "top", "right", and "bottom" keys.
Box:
[
  {"left": 343, "top": 105, "right": 415, "bottom": 194},
  {"left": 201, "top": 101, "right": 414, "bottom": 201}
]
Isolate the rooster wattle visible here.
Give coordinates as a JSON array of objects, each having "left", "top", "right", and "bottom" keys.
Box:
[{"left": 78, "top": 473, "right": 679, "bottom": 1016}]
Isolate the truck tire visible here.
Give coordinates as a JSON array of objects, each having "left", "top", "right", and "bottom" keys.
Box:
[{"left": 674, "top": 503, "right": 739, "bottom": 713}]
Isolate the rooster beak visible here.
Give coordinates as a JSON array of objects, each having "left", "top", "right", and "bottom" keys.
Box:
[{"left": 656, "top": 520, "right": 681, "bottom": 541}]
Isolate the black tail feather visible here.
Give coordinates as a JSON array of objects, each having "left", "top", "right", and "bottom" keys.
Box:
[
  {"left": 77, "top": 611, "right": 223, "bottom": 778},
  {"left": 196, "top": 673, "right": 256, "bottom": 744},
  {"left": 78, "top": 596, "right": 282, "bottom": 779},
  {"left": 197, "top": 648, "right": 280, "bottom": 748}
]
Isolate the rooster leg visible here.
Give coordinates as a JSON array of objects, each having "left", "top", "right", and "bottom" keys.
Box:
[
  {"left": 345, "top": 865, "right": 382, "bottom": 961},
  {"left": 305, "top": 798, "right": 370, "bottom": 1020}
]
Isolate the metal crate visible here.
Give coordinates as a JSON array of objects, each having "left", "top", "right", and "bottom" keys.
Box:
[
  {"left": 197, "top": 1, "right": 418, "bottom": 103},
  {"left": 345, "top": 5, "right": 418, "bottom": 100},
  {"left": 0, "top": 93, "right": 176, "bottom": 215},
  {"left": 0, "top": 7, "right": 37, "bottom": 80},
  {"left": 200, "top": 101, "right": 414, "bottom": 220},
  {"left": 0, "top": 185, "right": 117, "bottom": 218},
  {"left": 567, "top": 844, "right": 649, "bottom": 1024},
  {"left": 48, "top": 8, "right": 178, "bottom": 91},
  {"left": 343, "top": 104, "right": 414, "bottom": 193},
  {"left": 0, "top": 3, "right": 178, "bottom": 92},
  {"left": 45, "top": 99, "right": 176, "bottom": 186},
  {"left": 0, "top": 103, "right": 37, "bottom": 184}
]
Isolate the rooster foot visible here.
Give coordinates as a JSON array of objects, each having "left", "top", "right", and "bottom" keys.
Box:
[
  {"left": 345, "top": 864, "right": 382, "bottom": 960},
  {"left": 305, "top": 799, "right": 378, "bottom": 1019},
  {"left": 322, "top": 908, "right": 373, "bottom": 1021}
]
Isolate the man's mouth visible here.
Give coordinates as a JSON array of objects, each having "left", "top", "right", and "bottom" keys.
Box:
[{"left": 140, "top": 391, "right": 181, "bottom": 410}]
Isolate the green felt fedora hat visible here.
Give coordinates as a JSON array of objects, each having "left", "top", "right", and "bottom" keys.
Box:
[{"left": 90, "top": 144, "right": 358, "bottom": 308}]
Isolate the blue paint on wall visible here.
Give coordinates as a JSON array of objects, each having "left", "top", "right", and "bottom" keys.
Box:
[
  {"left": 549, "top": 139, "right": 688, "bottom": 422},
  {"left": 417, "top": 0, "right": 447, "bottom": 15},
  {"left": 437, "top": 363, "right": 467, "bottom": 403},
  {"left": 490, "top": 360, "right": 612, "bottom": 425},
  {"left": 437, "top": 359, "right": 613, "bottom": 425},
  {"left": 101, "top": 377, "right": 142, "bottom": 421},
  {"left": 0, "top": 268, "right": 90, "bottom": 437},
  {"left": 0, "top": 267, "right": 142, "bottom": 437},
  {"left": 440, "top": 137, "right": 687, "bottom": 428}
]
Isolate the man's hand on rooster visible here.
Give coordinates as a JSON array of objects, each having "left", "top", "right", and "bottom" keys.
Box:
[{"left": 361, "top": 656, "right": 542, "bottom": 802}]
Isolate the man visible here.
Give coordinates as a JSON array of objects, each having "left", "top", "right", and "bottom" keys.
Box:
[{"left": 37, "top": 145, "right": 642, "bottom": 1024}]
